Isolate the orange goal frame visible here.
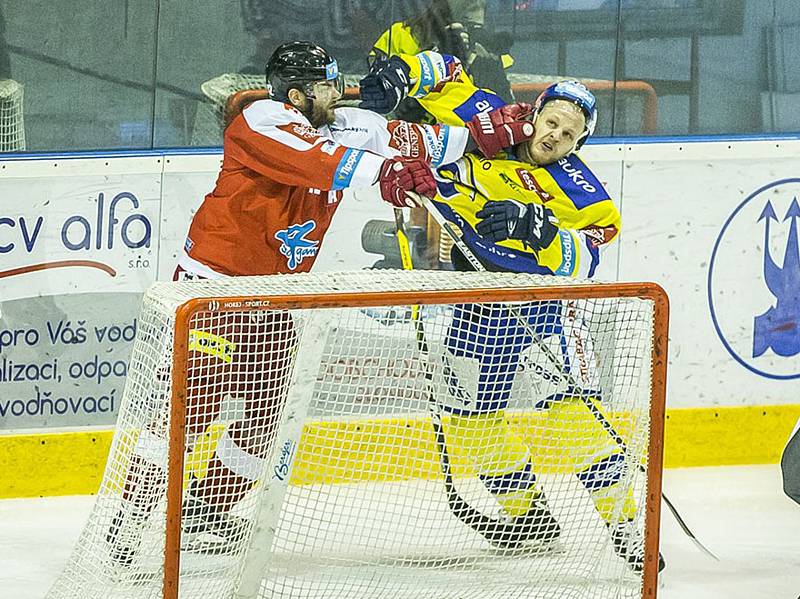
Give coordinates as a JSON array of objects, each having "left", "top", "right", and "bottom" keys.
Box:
[{"left": 163, "top": 282, "right": 669, "bottom": 599}]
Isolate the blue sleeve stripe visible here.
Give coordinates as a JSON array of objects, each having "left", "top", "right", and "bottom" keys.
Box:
[
  {"left": 452, "top": 90, "right": 506, "bottom": 125},
  {"left": 442, "top": 54, "right": 460, "bottom": 73},
  {"left": 416, "top": 53, "right": 437, "bottom": 96},
  {"left": 332, "top": 148, "right": 364, "bottom": 190},
  {"left": 585, "top": 237, "right": 601, "bottom": 278}
]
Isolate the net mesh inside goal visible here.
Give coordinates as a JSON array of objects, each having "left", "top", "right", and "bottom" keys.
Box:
[
  {"left": 0, "top": 79, "right": 26, "bottom": 152},
  {"left": 46, "top": 270, "right": 665, "bottom": 599}
]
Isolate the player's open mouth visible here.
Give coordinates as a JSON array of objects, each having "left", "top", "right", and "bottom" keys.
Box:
[{"left": 541, "top": 142, "right": 553, "bottom": 152}]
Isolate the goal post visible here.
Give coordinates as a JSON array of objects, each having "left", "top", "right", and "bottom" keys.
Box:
[{"left": 47, "top": 270, "right": 668, "bottom": 599}]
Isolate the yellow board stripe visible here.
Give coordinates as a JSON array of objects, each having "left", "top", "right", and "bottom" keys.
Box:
[
  {"left": 662, "top": 404, "right": 800, "bottom": 467},
  {"left": 1, "top": 404, "right": 798, "bottom": 499},
  {"left": 0, "top": 430, "right": 114, "bottom": 498}
]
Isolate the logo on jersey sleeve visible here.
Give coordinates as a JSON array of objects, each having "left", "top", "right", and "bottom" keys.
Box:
[
  {"left": 582, "top": 224, "right": 619, "bottom": 248},
  {"left": 277, "top": 123, "right": 321, "bottom": 143},
  {"left": 431, "top": 55, "right": 463, "bottom": 93},
  {"left": 388, "top": 121, "right": 422, "bottom": 159},
  {"left": 452, "top": 90, "right": 505, "bottom": 124},
  {"left": 332, "top": 148, "right": 365, "bottom": 190},
  {"left": 275, "top": 220, "right": 320, "bottom": 270}
]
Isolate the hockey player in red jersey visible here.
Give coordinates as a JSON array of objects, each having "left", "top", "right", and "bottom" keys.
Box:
[{"left": 107, "top": 41, "right": 538, "bottom": 567}]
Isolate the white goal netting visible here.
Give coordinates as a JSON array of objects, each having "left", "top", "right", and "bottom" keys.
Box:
[
  {"left": 47, "top": 270, "right": 665, "bottom": 599},
  {"left": 0, "top": 79, "right": 25, "bottom": 152}
]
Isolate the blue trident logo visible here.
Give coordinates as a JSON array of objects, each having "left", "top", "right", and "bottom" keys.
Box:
[{"left": 753, "top": 198, "right": 800, "bottom": 358}]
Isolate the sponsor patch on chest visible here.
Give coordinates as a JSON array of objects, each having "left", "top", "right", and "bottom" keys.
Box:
[{"left": 274, "top": 219, "right": 320, "bottom": 270}]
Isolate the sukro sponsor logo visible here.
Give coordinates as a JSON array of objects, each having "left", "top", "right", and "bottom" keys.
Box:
[
  {"left": 273, "top": 439, "right": 296, "bottom": 481},
  {"left": 557, "top": 158, "right": 597, "bottom": 193}
]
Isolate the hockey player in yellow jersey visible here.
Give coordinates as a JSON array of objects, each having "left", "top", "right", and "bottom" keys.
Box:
[
  {"left": 369, "top": 0, "right": 515, "bottom": 112},
  {"left": 361, "top": 52, "right": 664, "bottom": 573}
]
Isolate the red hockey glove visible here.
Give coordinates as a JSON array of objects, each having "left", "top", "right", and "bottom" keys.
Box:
[
  {"left": 378, "top": 157, "right": 437, "bottom": 207},
  {"left": 466, "top": 103, "right": 535, "bottom": 158}
]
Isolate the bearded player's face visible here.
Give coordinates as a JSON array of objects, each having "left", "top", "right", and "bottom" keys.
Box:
[{"left": 307, "top": 80, "right": 342, "bottom": 127}]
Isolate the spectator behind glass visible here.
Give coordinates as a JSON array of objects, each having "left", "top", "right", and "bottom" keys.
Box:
[
  {"left": 239, "top": 0, "right": 389, "bottom": 74},
  {"left": 0, "top": 5, "right": 11, "bottom": 79},
  {"left": 370, "top": 0, "right": 513, "bottom": 122}
]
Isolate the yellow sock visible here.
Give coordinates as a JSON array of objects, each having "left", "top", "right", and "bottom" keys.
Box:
[
  {"left": 447, "top": 411, "right": 529, "bottom": 473},
  {"left": 447, "top": 411, "right": 542, "bottom": 517},
  {"left": 592, "top": 485, "right": 637, "bottom": 523},
  {"left": 497, "top": 487, "right": 539, "bottom": 517}
]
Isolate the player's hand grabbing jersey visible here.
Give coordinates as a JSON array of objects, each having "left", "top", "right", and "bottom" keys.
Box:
[{"left": 180, "top": 99, "right": 468, "bottom": 278}]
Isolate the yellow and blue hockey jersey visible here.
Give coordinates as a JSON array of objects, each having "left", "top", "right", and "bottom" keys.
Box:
[{"left": 400, "top": 52, "right": 621, "bottom": 277}]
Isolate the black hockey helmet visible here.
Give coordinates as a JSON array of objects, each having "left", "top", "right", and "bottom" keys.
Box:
[{"left": 265, "top": 41, "right": 343, "bottom": 102}]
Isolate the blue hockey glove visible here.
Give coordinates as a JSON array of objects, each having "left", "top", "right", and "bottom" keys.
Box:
[
  {"left": 475, "top": 200, "right": 558, "bottom": 251},
  {"left": 359, "top": 55, "right": 412, "bottom": 114}
]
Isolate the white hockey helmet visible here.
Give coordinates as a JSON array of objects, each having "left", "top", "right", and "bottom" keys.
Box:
[{"left": 533, "top": 80, "right": 598, "bottom": 151}]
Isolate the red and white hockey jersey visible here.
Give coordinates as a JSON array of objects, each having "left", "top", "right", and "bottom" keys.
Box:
[{"left": 179, "top": 99, "right": 469, "bottom": 277}]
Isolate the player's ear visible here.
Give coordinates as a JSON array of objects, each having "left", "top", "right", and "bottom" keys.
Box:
[{"left": 287, "top": 87, "right": 306, "bottom": 109}]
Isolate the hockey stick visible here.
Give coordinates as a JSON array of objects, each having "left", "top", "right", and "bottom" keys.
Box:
[
  {"left": 411, "top": 191, "right": 719, "bottom": 561},
  {"left": 392, "top": 207, "right": 547, "bottom": 547}
]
